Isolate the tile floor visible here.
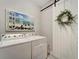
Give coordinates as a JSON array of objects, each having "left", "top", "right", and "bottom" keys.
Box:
[
  {"left": 47, "top": 54, "right": 58, "bottom": 59},
  {"left": 47, "top": 55, "right": 55, "bottom": 59}
]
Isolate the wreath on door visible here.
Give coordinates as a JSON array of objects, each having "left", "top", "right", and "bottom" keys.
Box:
[{"left": 56, "top": 9, "right": 76, "bottom": 27}]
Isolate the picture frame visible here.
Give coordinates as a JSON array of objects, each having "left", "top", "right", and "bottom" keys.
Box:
[{"left": 5, "top": 9, "right": 35, "bottom": 32}]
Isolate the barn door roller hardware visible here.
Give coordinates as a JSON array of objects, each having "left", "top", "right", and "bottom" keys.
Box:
[{"left": 41, "top": 0, "right": 60, "bottom": 11}]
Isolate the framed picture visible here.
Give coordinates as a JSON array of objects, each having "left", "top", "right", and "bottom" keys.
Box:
[{"left": 5, "top": 9, "right": 35, "bottom": 32}]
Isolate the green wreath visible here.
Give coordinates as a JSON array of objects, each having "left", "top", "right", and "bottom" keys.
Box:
[{"left": 56, "top": 9, "right": 75, "bottom": 27}]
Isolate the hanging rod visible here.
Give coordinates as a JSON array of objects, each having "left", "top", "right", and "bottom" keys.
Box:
[{"left": 40, "top": 0, "right": 60, "bottom": 12}]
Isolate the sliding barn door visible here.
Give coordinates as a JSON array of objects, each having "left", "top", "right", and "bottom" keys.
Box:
[{"left": 52, "top": 0, "right": 78, "bottom": 59}]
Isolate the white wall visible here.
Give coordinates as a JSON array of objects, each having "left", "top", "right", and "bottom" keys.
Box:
[
  {"left": 52, "top": 0, "right": 78, "bottom": 59},
  {"left": 0, "top": 0, "right": 41, "bottom": 37},
  {"left": 40, "top": 6, "right": 53, "bottom": 53}
]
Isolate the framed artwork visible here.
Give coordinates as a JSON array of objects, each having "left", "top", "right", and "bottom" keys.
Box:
[{"left": 5, "top": 9, "right": 35, "bottom": 32}]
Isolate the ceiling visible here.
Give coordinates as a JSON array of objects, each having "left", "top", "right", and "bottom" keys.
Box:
[{"left": 32, "top": 0, "right": 54, "bottom": 7}]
